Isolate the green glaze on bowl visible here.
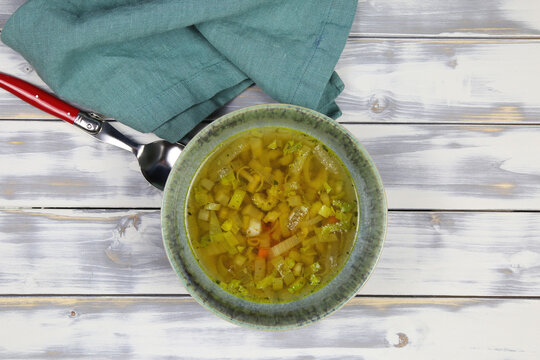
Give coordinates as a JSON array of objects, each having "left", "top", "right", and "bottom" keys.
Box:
[{"left": 162, "top": 104, "right": 387, "bottom": 330}]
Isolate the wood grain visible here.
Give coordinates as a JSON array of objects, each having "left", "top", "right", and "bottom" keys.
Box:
[
  {"left": 3, "top": 0, "right": 540, "bottom": 37},
  {"left": 2, "top": 38, "right": 540, "bottom": 125},
  {"left": 353, "top": 0, "right": 540, "bottom": 37},
  {"left": 0, "top": 296, "right": 538, "bottom": 359},
  {"left": 2, "top": 121, "right": 540, "bottom": 210},
  {"left": 1, "top": 209, "right": 539, "bottom": 297}
]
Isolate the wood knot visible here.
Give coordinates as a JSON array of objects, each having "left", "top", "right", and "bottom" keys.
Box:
[
  {"left": 394, "top": 332, "right": 408, "bottom": 348},
  {"left": 369, "top": 95, "right": 388, "bottom": 114},
  {"left": 69, "top": 310, "right": 77, "bottom": 317}
]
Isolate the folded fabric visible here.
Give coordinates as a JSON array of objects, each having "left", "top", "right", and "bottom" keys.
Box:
[{"left": 2, "top": 0, "right": 357, "bottom": 142}]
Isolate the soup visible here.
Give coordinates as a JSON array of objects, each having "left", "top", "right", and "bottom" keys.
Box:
[{"left": 186, "top": 127, "right": 358, "bottom": 303}]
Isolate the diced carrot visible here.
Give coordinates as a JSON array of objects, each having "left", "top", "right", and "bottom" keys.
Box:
[
  {"left": 327, "top": 216, "right": 339, "bottom": 224},
  {"left": 258, "top": 248, "right": 269, "bottom": 258}
]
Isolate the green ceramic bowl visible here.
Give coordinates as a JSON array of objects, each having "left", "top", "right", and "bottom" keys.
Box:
[{"left": 162, "top": 104, "right": 387, "bottom": 329}]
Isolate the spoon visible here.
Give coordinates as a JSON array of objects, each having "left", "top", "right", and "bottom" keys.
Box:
[{"left": 0, "top": 72, "right": 184, "bottom": 190}]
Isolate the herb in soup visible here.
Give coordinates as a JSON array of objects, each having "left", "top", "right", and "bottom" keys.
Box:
[{"left": 186, "top": 127, "right": 358, "bottom": 303}]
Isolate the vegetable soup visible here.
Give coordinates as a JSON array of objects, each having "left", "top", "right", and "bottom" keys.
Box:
[{"left": 186, "top": 127, "right": 359, "bottom": 303}]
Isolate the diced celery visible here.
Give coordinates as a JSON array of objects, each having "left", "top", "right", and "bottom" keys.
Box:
[
  {"left": 215, "top": 191, "right": 230, "bottom": 207},
  {"left": 228, "top": 189, "right": 246, "bottom": 210},
  {"left": 321, "top": 221, "right": 352, "bottom": 235},
  {"left": 332, "top": 199, "right": 355, "bottom": 213},
  {"left": 241, "top": 204, "right": 264, "bottom": 220},
  {"left": 285, "top": 256, "right": 296, "bottom": 269},
  {"left": 335, "top": 211, "right": 353, "bottom": 223},
  {"left": 309, "top": 202, "right": 323, "bottom": 218},
  {"left": 194, "top": 187, "right": 209, "bottom": 205},
  {"left": 289, "top": 250, "right": 301, "bottom": 262},
  {"left": 236, "top": 245, "right": 246, "bottom": 253},
  {"left": 318, "top": 204, "right": 335, "bottom": 218},
  {"left": 199, "top": 234, "right": 211, "bottom": 247},
  {"left": 256, "top": 275, "right": 275, "bottom": 289},
  {"left": 283, "top": 272, "right": 295, "bottom": 286},
  {"left": 283, "top": 141, "right": 303, "bottom": 155},
  {"left": 219, "top": 169, "right": 236, "bottom": 186},
  {"left": 269, "top": 235, "right": 301, "bottom": 258},
  {"left": 221, "top": 219, "right": 233, "bottom": 232},
  {"left": 263, "top": 210, "right": 280, "bottom": 223},
  {"left": 198, "top": 209, "right": 210, "bottom": 221},
  {"left": 286, "top": 195, "right": 302, "bottom": 207},
  {"left": 293, "top": 262, "right": 303, "bottom": 277},
  {"left": 272, "top": 277, "right": 283, "bottom": 291},
  {"left": 233, "top": 254, "right": 247, "bottom": 266},
  {"left": 204, "top": 202, "right": 221, "bottom": 211},
  {"left": 323, "top": 182, "right": 332, "bottom": 194},
  {"left": 288, "top": 277, "right": 306, "bottom": 293},
  {"left": 200, "top": 178, "right": 215, "bottom": 191},
  {"left": 310, "top": 262, "right": 321, "bottom": 273},
  {"left": 267, "top": 139, "right": 278, "bottom": 150},
  {"left": 309, "top": 274, "right": 321, "bottom": 286},
  {"left": 320, "top": 192, "right": 330, "bottom": 206}
]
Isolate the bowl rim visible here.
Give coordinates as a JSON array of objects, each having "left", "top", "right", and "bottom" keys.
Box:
[{"left": 161, "top": 103, "right": 387, "bottom": 330}]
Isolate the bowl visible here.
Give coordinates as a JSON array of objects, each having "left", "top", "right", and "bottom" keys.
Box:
[{"left": 161, "top": 104, "right": 387, "bottom": 329}]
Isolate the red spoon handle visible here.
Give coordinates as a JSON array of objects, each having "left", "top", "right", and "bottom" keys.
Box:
[{"left": 0, "top": 72, "right": 80, "bottom": 123}]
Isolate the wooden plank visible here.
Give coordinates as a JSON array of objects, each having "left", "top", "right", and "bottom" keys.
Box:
[
  {"left": 0, "top": 121, "right": 163, "bottom": 208},
  {"left": 1, "top": 209, "right": 540, "bottom": 297},
  {"left": 2, "top": 38, "right": 540, "bottom": 124},
  {"left": 353, "top": 0, "right": 540, "bottom": 37},
  {"left": 2, "top": 121, "right": 540, "bottom": 210},
  {"left": 0, "top": 0, "right": 24, "bottom": 28},
  {"left": 0, "top": 296, "right": 538, "bottom": 359},
  {"left": 2, "top": 0, "right": 540, "bottom": 37}
]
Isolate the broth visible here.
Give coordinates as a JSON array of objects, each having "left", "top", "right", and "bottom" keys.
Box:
[{"left": 186, "top": 127, "right": 358, "bottom": 303}]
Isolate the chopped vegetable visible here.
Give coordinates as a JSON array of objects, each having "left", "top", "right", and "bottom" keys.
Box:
[
  {"left": 313, "top": 144, "right": 339, "bottom": 174},
  {"left": 187, "top": 127, "right": 358, "bottom": 303},
  {"left": 323, "top": 182, "right": 332, "bottom": 194},
  {"left": 258, "top": 248, "right": 269, "bottom": 258},
  {"left": 288, "top": 277, "right": 306, "bottom": 293},
  {"left": 200, "top": 178, "right": 215, "bottom": 191},
  {"left": 318, "top": 204, "right": 335, "bottom": 218},
  {"left": 267, "top": 139, "right": 278, "bottom": 150},
  {"left": 221, "top": 219, "right": 233, "bottom": 232},
  {"left": 311, "top": 262, "right": 321, "bottom": 273},
  {"left": 263, "top": 210, "right": 280, "bottom": 223},
  {"left": 253, "top": 257, "right": 266, "bottom": 282},
  {"left": 288, "top": 206, "right": 308, "bottom": 231},
  {"left": 309, "top": 274, "right": 320, "bottom": 286},
  {"left": 198, "top": 209, "right": 210, "bottom": 221},
  {"left": 228, "top": 189, "right": 246, "bottom": 210},
  {"left": 293, "top": 262, "right": 303, "bottom": 277},
  {"left": 246, "top": 218, "right": 262, "bottom": 237},
  {"left": 332, "top": 199, "right": 355, "bottom": 213},
  {"left": 269, "top": 235, "right": 301, "bottom": 258},
  {"left": 204, "top": 202, "right": 221, "bottom": 211}
]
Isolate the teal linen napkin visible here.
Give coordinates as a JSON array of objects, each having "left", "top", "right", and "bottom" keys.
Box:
[{"left": 1, "top": 0, "right": 357, "bottom": 142}]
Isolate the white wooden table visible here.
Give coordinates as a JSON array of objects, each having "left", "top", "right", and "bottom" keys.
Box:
[{"left": 1, "top": 1, "right": 540, "bottom": 358}]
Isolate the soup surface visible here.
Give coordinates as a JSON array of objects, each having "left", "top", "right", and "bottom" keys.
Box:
[{"left": 186, "top": 127, "right": 358, "bottom": 303}]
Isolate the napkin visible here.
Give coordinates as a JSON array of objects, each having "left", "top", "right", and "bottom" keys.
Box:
[{"left": 1, "top": 0, "right": 357, "bottom": 142}]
